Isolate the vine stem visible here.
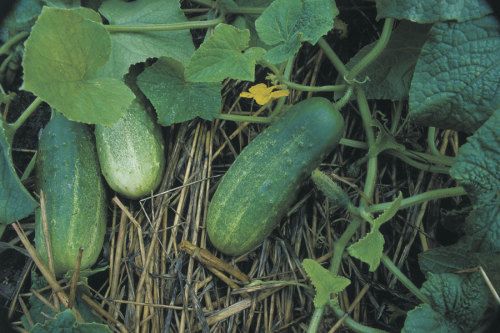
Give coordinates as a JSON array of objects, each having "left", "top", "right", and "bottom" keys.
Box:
[
  {"left": 367, "top": 186, "right": 466, "bottom": 213},
  {"left": 381, "top": 255, "right": 430, "bottom": 304},
  {"left": 284, "top": 80, "right": 347, "bottom": 92},
  {"left": 0, "top": 31, "right": 29, "bottom": 55},
  {"left": 215, "top": 113, "right": 272, "bottom": 124},
  {"left": 105, "top": 17, "right": 224, "bottom": 33},
  {"left": 6, "top": 97, "right": 43, "bottom": 135},
  {"left": 427, "top": 127, "right": 442, "bottom": 156},
  {"left": 318, "top": 38, "right": 348, "bottom": 77},
  {"left": 345, "top": 18, "right": 394, "bottom": 82}
]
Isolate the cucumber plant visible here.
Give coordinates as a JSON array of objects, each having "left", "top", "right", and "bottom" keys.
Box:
[{"left": 0, "top": 0, "right": 498, "bottom": 332}]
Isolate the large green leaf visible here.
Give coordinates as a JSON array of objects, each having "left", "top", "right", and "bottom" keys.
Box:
[
  {"left": 30, "top": 309, "right": 111, "bottom": 332},
  {"left": 185, "top": 24, "right": 265, "bottom": 83},
  {"left": 451, "top": 110, "right": 500, "bottom": 251},
  {"left": 302, "top": 259, "right": 350, "bottom": 308},
  {"left": 22, "top": 7, "right": 134, "bottom": 125},
  {"left": 255, "top": 0, "right": 337, "bottom": 64},
  {"left": 409, "top": 15, "right": 499, "bottom": 132},
  {"left": 137, "top": 58, "right": 221, "bottom": 126},
  {"left": 403, "top": 304, "right": 460, "bottom": 333},
  {"left": 97, "top": 0, "right": 195, "bottom": 78},
  {"left": 338, "top": 21, "right": 430, "bottom": 101},
  {"left": 0, "top": 119, "right": 37, "bottom": 225},
  {"left": 375, "top": 0, "right": 492, "bottom": 23}
]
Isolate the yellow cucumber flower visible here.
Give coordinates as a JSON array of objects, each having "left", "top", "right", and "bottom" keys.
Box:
[{"left": 240, "top": 83, "right": 289, "bottom": 105}]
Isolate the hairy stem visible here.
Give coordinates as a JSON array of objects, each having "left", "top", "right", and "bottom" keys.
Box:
[
  {"left": 7, "top": 97, "right": 43, "bottom": 134},
  {"left": 381, "top": 255, "right": 430, "bottom": 304},
  {"left": 346, "top": 18, "right": 394, "bottom": 82},
  {"left": 215, "top": 113, "right": 272, "bottom": 124},
  {"left": 367, "top": 186, "right": 466, "bottom": 213},
  {"left": 331, "top": 302, "right": 389, "bottom": 333},
  {"left": 284, "top": 81, "right": 347, "bottom": 93},
  {"left": 105, "top": 17, "right": 224, "bottom": 33},
  {"left": 318, "top": 38, "right": 348, "bottom": 77},
  {"left": 427, "top": 127, "right": 442, "bottom": 156}
]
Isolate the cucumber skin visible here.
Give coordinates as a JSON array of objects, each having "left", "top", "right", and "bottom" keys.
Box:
[
  {"left": 95, "top": 100, "right": 165, "bottom": 199},
  {"left": 35, "top": 113, "right": 107, "bottom": 276},
  {"left": 207, "top": 97, "right": 345, "bottom": 256}
]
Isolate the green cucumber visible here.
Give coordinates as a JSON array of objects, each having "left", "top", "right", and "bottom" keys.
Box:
[
  {"left": 95, "top": 99, "right": 165, "bottom": 199},
  {"left": 35, "top": 113, "right": 107, "bottom": 276},
  {"left": 207, "top": 97, "right": 345, "bottom": 255}
]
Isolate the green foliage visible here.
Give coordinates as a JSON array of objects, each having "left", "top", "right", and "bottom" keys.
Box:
[
  {"left": 375, "top": 0, "right": 492, "bottom": 23},
  {"left": 0, "top": 0, "right": 42, "bottom": 40},
  {"left": 409, "top": 15, "right": 499, "bottom": 133},
  {"left": 348, "top": 193, "right": 402, "bottom": 271},
  {"left": 451, "top": 110, "right": 500, "bottom": 251},
  {"left": 302, "top": 259, "right": 350, "bottom": 308},
  {"left": 43, "top": 0, "right": 81, "bottom": 8},
  {"left": 403, "top": 272, "right": 490, "bottom": 332},
  {"left": 30, "top": 309, "right": 111, "bottom": 333},
  {"left": 97, "top": 0, "right": 195, "bottom": 78},
  {"left": 338, "top": 21, "right": 430, "bottom": 101},
  {"left": 185, "top": 24, "right": 265, "bottom": 82},
  {"left": 137, "top": 57, "right": 221, "bottom": 125},
  {"left": 0, "top": 118, "right": 37, "bottom": 224},
  {"left": 22, "top": 7, "right": 134, "bottom": 125},
  {"left": 255, "top": 0, "right": 337, "bottom": 63}
]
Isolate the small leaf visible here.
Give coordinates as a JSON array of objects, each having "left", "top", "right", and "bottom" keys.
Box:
[
  {"left": 137, "top": 58, "right": 221, "bottom": 126},
  {"left": 255, "top": 0, "right": 337, "bottom": 63},
  {"left": 185, "top": 24, "right": 265, "bottom": 83},
  {"left": 0, "top": 119, "right": 37, "bottom": 225},
  {"left": 22, "top": 7, "right": 134, "bottom": 125},
  {"left": 30, "top": 309, "right": 112, "bottom": 332},
  {"left": 302, "top": 259, "right": 350, "bottom": 308},
  {"left": 409, "top": 15, "right": 499, "bottom": 132},
  {"left": 97, "top": 0, "right": 195, "bottom": 78},
  {"left": 375, "top": 0, "right": 492, "bottom": 23},
  {"left": 347, "top": 230, "right": 385, "bottom": 271},
  {"left": 372, "top": 192, "right": 403, "bottom": 228}
]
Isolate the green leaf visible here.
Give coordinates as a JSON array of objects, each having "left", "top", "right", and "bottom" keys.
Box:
[
  {"left": 451, "top": 110, "right": 500, "bottom": 251},
  {"left": 409, "top": 15, "right": 499, "bottom": 132},
  {"left": 372, "top": 192, "right": 403, "bottom": 228},
  {"left": 421, "top": 272, "right": 490, "bottom": 332},
  {"left": 228, "top": 0, "right": 275, "bottom": 49},
  {"left": 97, "top": 0, "right": 195, "bottom": 78},
  {"left": 0, "top": 119, "right": 37, "bottom": 225},
  {"left": 375, "top": 0, "right": 493, "bottom": 23},
  {"left": 137, "top": 57, "right": 221, "bottom": 126},
  {"left": 302, "top": 259, "right": 350, "bottom": 308},
  {"left": 402, "top": 304, "right": 460, "bottom": 333},
  {"left": 42, "top": 0, "right": 81, "bottom": 8},
  {"left": 22, "top": 7, "right": 134, "bottom": 125},
  {"left": 347, "top": 230, "right": 385, "bottom": 271},
  {"left": 30, "top": 309, "right": 111, "bottom": 333},
  {"left": 0, "top": 0, "right": 42, "bottom": 41},
  {"left": 255, "top": 0, "right": 337, "bottom": 64},
  {"left": 185, "top": 24, "right": 265, "bottom": 82},
  {"left": 337, "top": 22, "right": 431, "bottom": 101}
]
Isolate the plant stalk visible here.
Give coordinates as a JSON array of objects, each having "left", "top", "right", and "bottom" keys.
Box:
[
  {"left": 6, "top": 97, "right": 43, "bottom": 136},
  {"left": 215, "top": 113, "right": 272, "bottom": 124}
]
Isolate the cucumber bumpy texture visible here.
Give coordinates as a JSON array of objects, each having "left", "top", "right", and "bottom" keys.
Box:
[
  {"left": 95, "top": 99, "right": 165, "bottom": 199},
  {"left": 35, "top": 113, "right": 107, "bottom": 276},
  {"left": 207, "top": 97, "right": 345, "bottom": 255}
]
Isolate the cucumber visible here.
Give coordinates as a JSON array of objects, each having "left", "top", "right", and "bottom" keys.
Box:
[
  {"left": 95, "top": 99, "right": 165, "bottom": 199},
  {"left": 207, "top": 97, "right": 345, "bottom": 255},
  {"left": 35, "top": 113, "right": 107, "bottom": 276}
]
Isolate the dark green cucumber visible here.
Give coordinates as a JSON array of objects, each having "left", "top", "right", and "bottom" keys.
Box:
[
  {"left": 95, "top": 99, "right": 165, "bottom": 199},
  {"left": 207, "top": 97, "right": 345, "bottom": 255},
  {"left": 35, "top": 113, "right": 107, "bottom": 276}
]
